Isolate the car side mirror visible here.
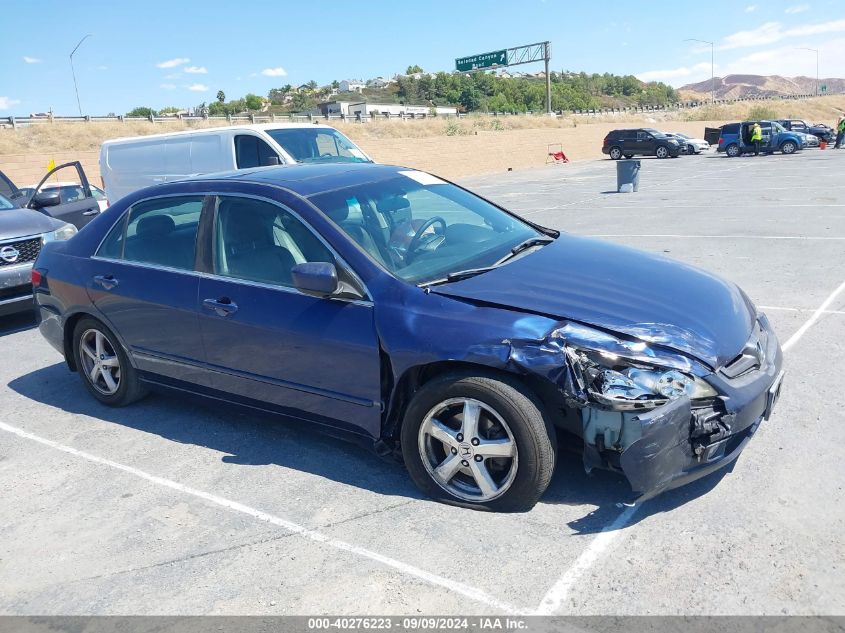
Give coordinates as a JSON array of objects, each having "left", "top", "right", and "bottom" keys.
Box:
[
  {"left": 31, "top": 191, "right": 61, "bottom": 208},
  {"left": 291, "top": 262, "right": 365, "bottom": 301},
  {"left": 292, "top": 262, "right": 340, "bottom": 297}
]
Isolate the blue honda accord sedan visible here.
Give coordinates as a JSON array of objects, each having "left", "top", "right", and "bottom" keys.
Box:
[{"left": 32, "top": 163, "right": 784, "bottom": 511}]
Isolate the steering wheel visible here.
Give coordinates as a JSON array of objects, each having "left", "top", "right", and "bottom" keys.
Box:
[{"left": 405, "top": 216, "right": 447, "bottom": 263}]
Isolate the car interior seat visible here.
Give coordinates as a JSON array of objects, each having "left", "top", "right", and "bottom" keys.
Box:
[
  {"left": 218, "top": 200, "right": 296, "bottom": 285},
  {"left": 319, "top": 194, "right": 388, "bottom": 266},
  {"left": 127, "top": 214, "right": 194, "bottom": 269}
]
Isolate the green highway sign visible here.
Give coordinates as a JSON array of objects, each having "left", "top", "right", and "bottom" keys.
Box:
[
  {"left": 456, "top": 49, "right": 508, "bottom": 72},
  {"left": 821, "top": 84, "right": 827, "bottom": 93}
]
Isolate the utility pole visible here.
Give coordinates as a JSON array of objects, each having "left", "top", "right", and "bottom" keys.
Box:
[
  {"left": 796, "top": 47, "right": 819, "bottom": 95},
  {"left": 685, "top": 39, "right": 715, "bottom": 103},
  {"left": 544, "top": 41, "right": 552, "bottom": 114},
  {"left": 70, "top": 34, "right": 93, "bottom": 116}
]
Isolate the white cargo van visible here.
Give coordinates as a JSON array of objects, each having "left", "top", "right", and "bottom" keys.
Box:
[{"left": 99, "top": 123, "right": 372, "bottom": 202}]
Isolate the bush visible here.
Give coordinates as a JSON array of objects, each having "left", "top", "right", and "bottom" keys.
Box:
[{"left": 747, "top": 104, "right": 778, "bottom": 120}]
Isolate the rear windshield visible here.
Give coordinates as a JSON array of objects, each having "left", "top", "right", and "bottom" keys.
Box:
[{"left": 265, "top": 128, "right": 370, "bottom": 164}]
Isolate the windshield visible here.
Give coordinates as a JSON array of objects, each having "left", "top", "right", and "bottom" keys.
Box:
[
  {"left": 674, "top": 133, "right": 690, "bottom": 139},
  {"left": 645, "top": 128, "right": 667, "bottom": 138},
  {"left": 265, "top": 128, "right": 370, "bottom": 164},
  {"left": 309, "top": 170, "right": 546, "bottom": 284},
  {"left": 773, "top": 122, "right": 786, "bottom": 133}
]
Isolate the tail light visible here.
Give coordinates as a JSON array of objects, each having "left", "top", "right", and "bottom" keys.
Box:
[
  {"left": 31, "top": 269, "right": 43, "bottom": 287},
  {"left": 602, "top": 136, "right": 609, "bottom": 145},
  {"left": 718, "top": 137, "right": 724, "bottom": 145}
]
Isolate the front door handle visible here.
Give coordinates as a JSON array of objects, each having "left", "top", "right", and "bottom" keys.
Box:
[
  {"left": 203, "top": 297, "right": 238, "bottom": 317},
  {"left": 93, "top": 274, "right": 118, "bottom": 290},
  {"left": 82, "top": 209, "right": 100, "bottom": 216}
]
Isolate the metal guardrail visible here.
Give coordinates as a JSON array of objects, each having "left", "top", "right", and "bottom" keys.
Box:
[{"left": 1, "top": 92, "right": 834, "bottom": 127}]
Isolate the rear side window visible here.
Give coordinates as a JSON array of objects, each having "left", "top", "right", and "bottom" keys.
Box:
[
  {"left": 721, "top": 123, "right": 740, "bottom": 134},
  {"left": 97, "top": 196, "right": 204, "bottom": 270},
  {"left": 234, "top": 135, "right": 279, "bottom": 169}
]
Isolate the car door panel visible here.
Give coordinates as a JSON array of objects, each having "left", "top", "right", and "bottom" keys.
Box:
[
  {"left": 196, "top": 194, "right": 382, "bottom": 437},
  {"left": 29, "top": 162, "right": 100, "bottom": 228}
]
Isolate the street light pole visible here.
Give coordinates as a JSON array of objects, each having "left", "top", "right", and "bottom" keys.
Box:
[
  {"left": 684, "top": 39, "right": 715, "bottom": 103},
  {"left": 70, "top": 34, "right": 93, "bottom": 116},
  {"left": 796, "top": 47, "right": 819, "bottom": 96}
]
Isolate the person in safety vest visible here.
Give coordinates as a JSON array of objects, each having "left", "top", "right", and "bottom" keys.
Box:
[
  {"left": 835, "top": 117, "right": 845, "bottom": 149},
  {"left": 750, "top": 122, "right": 763, "bottom": 156}
]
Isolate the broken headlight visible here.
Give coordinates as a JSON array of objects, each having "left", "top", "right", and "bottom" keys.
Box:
[{"left": 552, "top": 322, "right": 717, "bottom": 411}]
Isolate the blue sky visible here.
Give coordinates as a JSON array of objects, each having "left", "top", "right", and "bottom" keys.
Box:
[{"left": 2, "top": 0, "right": 844, "bottom": 114}]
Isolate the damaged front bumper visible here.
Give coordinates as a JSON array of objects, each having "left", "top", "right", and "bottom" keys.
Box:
[{"left": 505, "top": 315, "right": 785, "bottom": 501}]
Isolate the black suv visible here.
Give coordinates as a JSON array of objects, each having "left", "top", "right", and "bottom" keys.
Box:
[{"left": 602, "top": 128, "right": 682, "bottom": 159}]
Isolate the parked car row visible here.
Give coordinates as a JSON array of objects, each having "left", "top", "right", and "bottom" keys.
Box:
[
  {"left": 716, "top": 120, "right": 806, "bottom": 157},
  {"left": 602, "top": 128, "right": 711, "bottom": 160}
]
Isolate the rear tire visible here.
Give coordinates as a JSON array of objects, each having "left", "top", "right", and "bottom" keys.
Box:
[
  {"left": 609, "top": 147, "right": 622, "bottom": 160},
  {"left": 400, "top": 372, "right": 556, "bottom": 512},
  {"left": 726, "top": 144, "right": 740, "bottom": 158},
  {"left": 72, "top": 317, "right": 147, "bottom": 406}
]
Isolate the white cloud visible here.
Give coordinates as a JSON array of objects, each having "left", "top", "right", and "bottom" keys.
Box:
[
  {"left": 785, "top": 4, "right": 810, "bottom": 13},
  {"left": 719, "top": 18, "right": 845, "bottom": 50},
  {"left": 187, "top": 83, "right": 209, "bottom": 92},
  {"left": 261, "top": 67, "right": 287, "bottom": 77},
  {"left": 160, "top": 83, "right": 177, "bottom": 90},
  {"left": 23, "top": 56, "right": 41, "bottom": 64},
  {"left": 0, "top": 97, "right": 21, "bottom": 110},
  {"left": 184, "top": 66, "right": 207, "bottom": 74},
  {"left": 745, "top": 4, "right": 758, "bottom": 12},
  {"left": 156, "top": 57, "right": 190, "bottom": 69},
  {"left": 637, "top": 62, "right": 713, "bottom": 83},
  {"left": 718, "top": 37, "right": 845, "bottom": 78}
]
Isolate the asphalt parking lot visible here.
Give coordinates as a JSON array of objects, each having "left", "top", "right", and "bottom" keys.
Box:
[{"left": 1, "top": 149, "right": 843, "bottom": 616}]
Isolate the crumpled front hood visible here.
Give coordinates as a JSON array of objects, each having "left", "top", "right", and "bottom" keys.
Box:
[
  {"left": 0, "top": 208, "right": 63, "bottom": 242},
  {"left": 433, "top": 235, "right": 755, "bottom": 369}
]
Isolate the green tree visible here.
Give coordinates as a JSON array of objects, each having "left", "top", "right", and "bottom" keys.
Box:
[
  {"left": 244, "top": 93, "right": 263, "bottom": 111},
  {"left": 406, "top": 64, "right": 424, "bottom": 74},
  {"left": 216, "top": 90, "right": 225, "bottom": 103},
  {"left": 126, "top": 106, "right": 156, "bottom": 117}
]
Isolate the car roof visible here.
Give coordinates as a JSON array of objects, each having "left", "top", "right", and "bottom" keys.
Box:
[
  {"left": 101, "top": 122, "right": 340, "bottom": 146},
  {"left": 183, "top": 163, "right": 423, "bottom": 197}
]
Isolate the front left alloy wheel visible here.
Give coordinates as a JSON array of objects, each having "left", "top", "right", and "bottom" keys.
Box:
[
  {"left": 73, "top": 317, "right": 147, "bottom": 406},
  {"left": 401, "top": 373, "right": 555, "bottom": 512}
]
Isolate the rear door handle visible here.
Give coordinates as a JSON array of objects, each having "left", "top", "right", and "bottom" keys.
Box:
[
  {"left": 203, "top": 297, "right": 238, "bottom": 317},
  {"left": 93, "top": 274, "right": 118, "bottom": 290}
]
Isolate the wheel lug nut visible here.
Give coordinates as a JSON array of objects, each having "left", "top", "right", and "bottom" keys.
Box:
[
  {"left": 471, "top": 438, "right": 479, "bottom": 446},
  {"left": 461, "top": 460, "right": 469, "bottom": 467},
  {"left": 451, "top": 447, "right": 458, "bottom": 455},
  {"left": 474, "top": 455, "right": 483, "bottom": 462},
  {"left": 456, "top": 433, "right": 463, "bottom": 442}
]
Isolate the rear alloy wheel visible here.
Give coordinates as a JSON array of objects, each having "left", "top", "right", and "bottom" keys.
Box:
[
  {"left": 726, "top": 144, "right": 740, "bottom": 158},
  {"left": 73, "top": 317, "right": 147, "bottom": 406},
  {"left": 781, "top": 141, "right": 797, "bottom": 155},
  {"left": 401, "top": 373, "right": 555, "bottom": 512},
  {"left": 655, "top": 145, "right": 669, "bottom": 159},
  {"left": 609, "top": 146, "right": 622, "bottom": 160}
]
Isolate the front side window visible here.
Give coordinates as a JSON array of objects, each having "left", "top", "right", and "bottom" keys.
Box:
[
  {"left": 98, "top": 196, "right": 203, "bottom": 270},
  {"left": 265, "top": 127, "right": 369, "bottom": 164},
  {"left": 235, "top": 135, "right": 279, "bottom": 169},
  {"left": 309, "top": 170, "right": 544, "bottom": 285},
  {"left": 213, "top": 196, "right": 333, "bottom": 287}
]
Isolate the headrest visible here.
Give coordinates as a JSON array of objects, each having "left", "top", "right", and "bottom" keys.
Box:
[{"left": 137, "top": 214, "right": 175, "bottom": 237}]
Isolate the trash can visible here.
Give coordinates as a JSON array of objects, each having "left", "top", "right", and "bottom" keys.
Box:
[{"left": 616, "top": 159, "right": 641, "bottom": 193}]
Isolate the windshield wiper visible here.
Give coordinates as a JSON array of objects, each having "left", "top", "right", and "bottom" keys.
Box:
[
  {"left": 498, "top": 236, "right": 554, "bottom": 264},
  {"left": 419, "top": 266, "right": 498, "bottom": 288}
]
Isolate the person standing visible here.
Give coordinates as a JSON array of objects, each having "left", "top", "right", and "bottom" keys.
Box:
[
  {"left": 835, "top": 117, "right": 845, "bottom": 149},
  {"left": 750, "top": 122, "right": 763, "bottom": 156}
]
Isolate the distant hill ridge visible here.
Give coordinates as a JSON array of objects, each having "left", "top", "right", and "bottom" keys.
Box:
[{"left": 679, "top": 74, "right": 845, "bottom": 99}]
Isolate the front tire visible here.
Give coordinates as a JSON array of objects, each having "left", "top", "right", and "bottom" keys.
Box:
[
  {"left": 781, "top": 141, "right": 797, "bottom": 154},
  {"left": 655, "top": 145, "right": 669, "bottom": 159},
  {"left": 73, "top": 317, "right": 147, "bottom": 406},
  {"left": 401, "top": 373, "right": 556, "bottom": 512},
  {"left": 688, "top": 144, "right": 696, "bottom": 155},
  {"left": 609, "top": 147, "right": 622, "bottom": 160}
]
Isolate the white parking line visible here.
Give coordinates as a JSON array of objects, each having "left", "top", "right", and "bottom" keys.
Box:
[
  {"left": 587, "top": 234, "right": 845, "bottom": 240},
  {"left": 0, "top": 421, "right": 522, "bottom": 615},
  {"left": 534, "top": 277, "right": 845, "bottom": 615},
  {"left": 760, "top": 305, "right": 845, "bottom": 316}
]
